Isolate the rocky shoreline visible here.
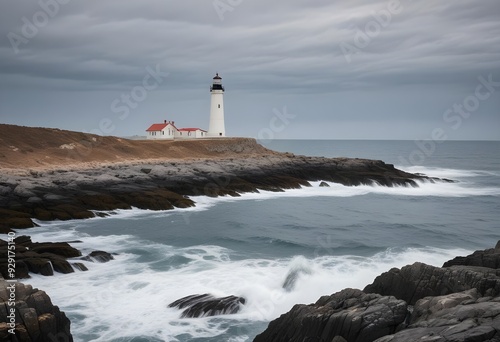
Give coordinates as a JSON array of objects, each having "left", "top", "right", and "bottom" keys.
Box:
[
  {"left": 254, "top": 242, "right": 500, "bottom": 342},
  {"left": 0, "top": 152, "right": 440, "bottom": 231},
  {"left": 0, "top": 127, "right": 448, "bottom": 230},
  {"left": 3, "top": 240, "right": 498, "bottom": 341}
]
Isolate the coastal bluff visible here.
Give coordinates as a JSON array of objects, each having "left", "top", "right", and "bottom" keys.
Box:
[{"left": 0, "top": 124, "right": 436, "bottom": 230}]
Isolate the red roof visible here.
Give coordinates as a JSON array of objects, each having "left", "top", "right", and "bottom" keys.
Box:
[
  {"left": 146, "top": 123, "right": 168, "bottom": 132},
  {"left": 178, "top": 128, "right": 207, "bottom": 132},
  {"left": 146, "top": 122, "right": 179, "bottom": 131}
]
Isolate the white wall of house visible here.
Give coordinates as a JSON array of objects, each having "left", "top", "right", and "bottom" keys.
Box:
[
  {"left": 177, "top": 129, "right": 207, "bottom": 139},
  {"left": 194, "top": 130, "right": 207, "bottom": 138},
  {"left": 147, "top": 124, "right": 177, "bottom": 140}
]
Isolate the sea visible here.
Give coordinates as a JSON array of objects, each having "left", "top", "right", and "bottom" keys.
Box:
[{"left": 7, "top": 140, "right": 500, "bottom": 342}]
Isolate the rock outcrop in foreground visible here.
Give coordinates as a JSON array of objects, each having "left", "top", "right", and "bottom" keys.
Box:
[
  {"left": 254, "top": 242, "right": 500, "bottom": 342},
  {"left": 0, "top": 278, "right": 73, "bottom": 341},
  {"left": 254, "top": 289, "right": 408, "bottom": 342}
]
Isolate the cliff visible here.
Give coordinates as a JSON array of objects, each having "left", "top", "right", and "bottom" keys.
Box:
[{"left": 0, "top": 124, "right": 271, "bottom": 170}]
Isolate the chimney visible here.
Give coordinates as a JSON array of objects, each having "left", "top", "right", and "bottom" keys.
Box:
[
  {"left": 164, "top": 120, "right": 167, "bottom": 124},
  {"left": 172, "top": 121, "right": 175, "bottom": 125}
]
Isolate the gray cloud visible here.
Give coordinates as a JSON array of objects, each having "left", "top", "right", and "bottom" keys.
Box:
[{"left": 0, "top": 0, "right": 499, "bottom": 140}]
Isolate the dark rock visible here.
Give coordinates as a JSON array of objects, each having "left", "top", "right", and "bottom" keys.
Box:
[
  {"left": 30, "top": 242, "right": 82, "bottom": 258},
  {"left": 364, "top": 262, "right": 500, "bottom": 305},
  {"left": 0, "top": 224, "right": 14, "bottom": 234},
  {"left": 443, "top": 242, "right": 500, "bottom": 269},
  {"left": 81, "top": 250, "right": 114, "bottom": 263},
  {"left": 0, "top": 278, "right": 73, "bottom": 341},
  {"left": 0, "top": 237, "right": 101, "bottom": 278},
  {"left": 41, "top": 254, "right": 74, "bottom": 274},
  {"left": 374, "top": 289, "right": 500, "bottom": 342},
  {"left": 71, "top": 262, "right": 88, "bottom": 271},
  {"left": 14, "top": 235, "right": 32, "bottom": 245},
  {"left": 168, "top": 294, "right": 246, "bottom": 318},
  {"left": 24, "top": 258, "right": 54, "bottom": 276},
  {"left": 253, "top": 288, "right": 407, "bottom": 342},
  {"left": 319, "top": 181, "right": 330, "bottom": 187},
  {"left": 0, "top": 261, "right": 30, "bottom": 279},
  {"left": 5, "top": 217, "right": 36, "bottom": 229}
]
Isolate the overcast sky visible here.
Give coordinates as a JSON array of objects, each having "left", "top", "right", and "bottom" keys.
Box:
[{"left": 0, "top": 0, "right": 499, "bottom": 140}]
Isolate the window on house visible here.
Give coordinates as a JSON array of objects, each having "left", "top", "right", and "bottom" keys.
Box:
[{"left": 218, "top": 104, "right": 220, "bottom": 108}]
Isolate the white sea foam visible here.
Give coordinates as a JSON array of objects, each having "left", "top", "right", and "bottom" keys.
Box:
[
  {"left": 188, "top": 178, "right": 499, "bottom": 208},
  {"left": 185, "top": 166, "right": 499, "bottom": 209},
  {"left": 20, "top": 228, "right": 471, "bottom": 342},
  {"left": 399, "top": 165, "right": 500, "bottom": 179},
  {"left": 24, "top": 166, "right": 499, "bottom": 229}
]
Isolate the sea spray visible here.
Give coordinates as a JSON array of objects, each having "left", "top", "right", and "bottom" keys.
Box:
[{"left": 21, "top": 224, "right": 470, "bottom": 341}]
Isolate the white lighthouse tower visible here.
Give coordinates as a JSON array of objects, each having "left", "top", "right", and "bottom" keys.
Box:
[{"left": 208, "top": 73, "right": 226, "bottom": 137}]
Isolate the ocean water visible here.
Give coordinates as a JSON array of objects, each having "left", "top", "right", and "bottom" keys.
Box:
[{"left": 6, "top": 140, "right": 500, "bottom": 342}]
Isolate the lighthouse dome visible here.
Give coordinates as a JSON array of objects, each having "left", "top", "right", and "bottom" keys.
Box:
[{"left": 210, "top": 73, "right": 224, "bottom": 91}]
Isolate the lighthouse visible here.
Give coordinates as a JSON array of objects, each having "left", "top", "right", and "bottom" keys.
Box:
[{"left": 208, "top": 73, "right": 226, "bottom": 137}]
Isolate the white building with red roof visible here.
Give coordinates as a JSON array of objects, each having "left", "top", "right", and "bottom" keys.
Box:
[
  {"left": 146, "top": 120, "right": 207, "bottom": 140},
  {"left": 177, "top": 128, "right": 207, "bottom": 139},
  {"left": 146, "top": 120, "right": 178, "bottom": 140},
  {"left": 146, "top": 73, "right": 225, "bottom": 140}
]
